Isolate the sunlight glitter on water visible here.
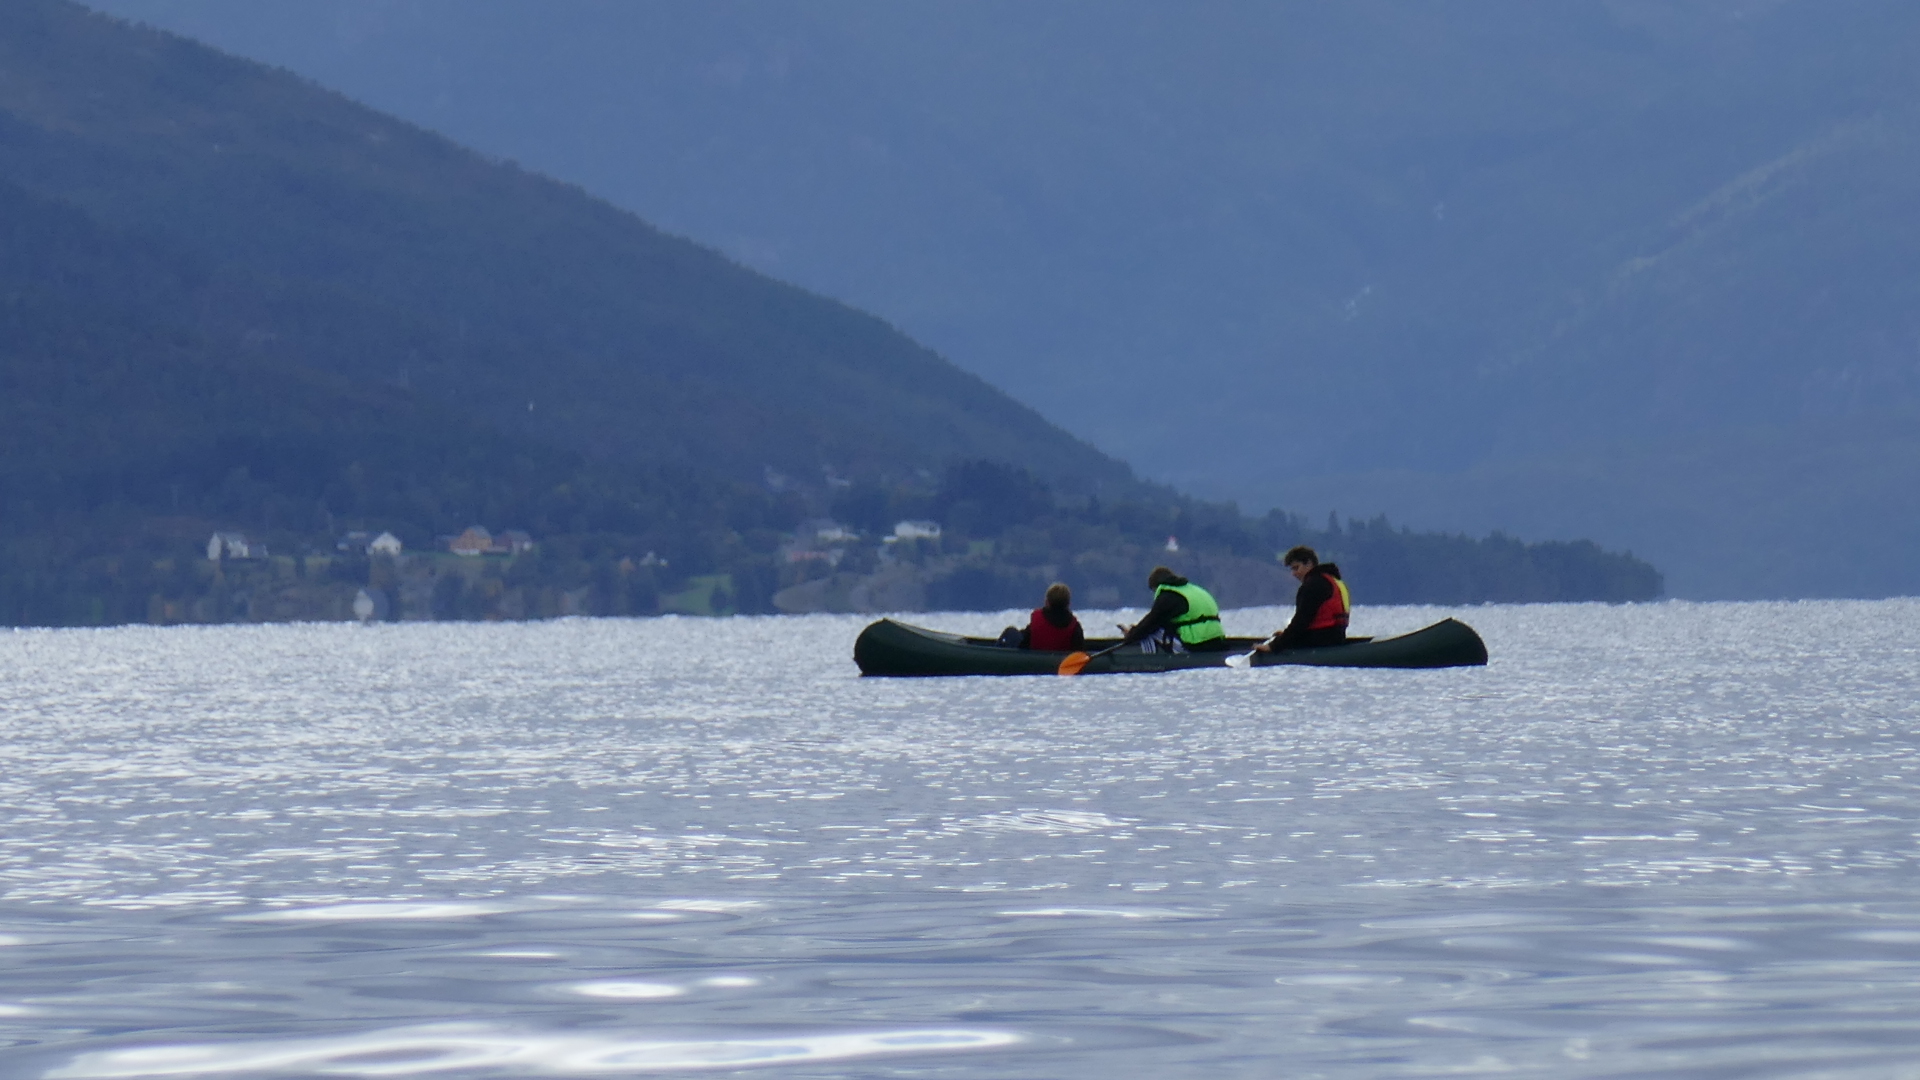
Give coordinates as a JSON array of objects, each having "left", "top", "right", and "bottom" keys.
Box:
[{"left": 1, "top": 599, "right": 1918, "bottom": 1077}]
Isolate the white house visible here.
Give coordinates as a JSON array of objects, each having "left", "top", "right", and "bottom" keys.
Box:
[
  {"left": 892, "top": 520, "right": 942, "bottom": 541},
  {"left": 814, "top": 522, "right": 859, "bottom": 543},
  {"left": 367, "top": 531, "right": 403, "bottom": 557}
]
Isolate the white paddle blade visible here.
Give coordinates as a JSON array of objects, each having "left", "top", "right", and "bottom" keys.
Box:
[{"left": 1225, "top": 651, "right": 1255, "bottom": 670}]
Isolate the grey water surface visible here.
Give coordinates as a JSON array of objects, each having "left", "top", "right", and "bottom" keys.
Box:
[{"left": 1, "top": 600, "right": 1918, "bottom": 1078}]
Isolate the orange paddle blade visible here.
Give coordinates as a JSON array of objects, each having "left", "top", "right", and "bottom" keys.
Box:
[{"left": 1056, "top": 651, "right": 1091, "bottom": 676}]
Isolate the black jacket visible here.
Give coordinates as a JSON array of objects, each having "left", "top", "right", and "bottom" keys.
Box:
[
  {"left": 1120, "top": 585, "right": 1191, "bottom": 646},
  {"left": 1272, "top": 564, "right": 1346, "bottom": 650}
]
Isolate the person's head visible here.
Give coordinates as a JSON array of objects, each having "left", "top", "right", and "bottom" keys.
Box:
[
  {"left": 1043, "top": 582, "right": 1072, "bottom": 610},
  {"left": 1147, "top": 566, "right": 1185, "bottom": 589},
  {"left": 1283, "top": 545, "right": 1319, "bottom": 581}
]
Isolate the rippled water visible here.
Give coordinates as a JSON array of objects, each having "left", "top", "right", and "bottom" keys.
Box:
[{"left": 1, "top": 600, "right": 1918, "bottom": 1077}]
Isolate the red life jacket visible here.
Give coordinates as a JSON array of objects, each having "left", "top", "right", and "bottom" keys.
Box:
[
  {"left": 1305, "top": 566, "right": 1351, "bottom": 632},
  {"left": 1027, "top": 607, "right": 1082, "bottom": 651}
]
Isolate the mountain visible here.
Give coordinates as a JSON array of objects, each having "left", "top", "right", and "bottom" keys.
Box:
[
  {"left": 0, "top": 0, "right": 1130, "bottom": 497},
  {"left": 89, "top": 0, "right": 1920, "bottom": 598},
  {"left": 0, "top": 170, "right": 804, "bottom": 623},
  {"left": 0, "top": 0, "right": 1660, "bottom": 626}
]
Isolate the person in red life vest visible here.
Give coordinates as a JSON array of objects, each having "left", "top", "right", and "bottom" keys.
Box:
[
  {"left": 1255, "top": 545, "right": 1351, "bottom": 653},
  {"left": 1019, "top": 582, "right": 1086, "bottom": 651}
]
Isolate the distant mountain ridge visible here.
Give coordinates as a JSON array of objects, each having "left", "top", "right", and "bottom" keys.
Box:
[
  {"left": 0, "top": 0, "right": 1662, "bottom": 626},
  {"left": 92, "top": 0, "right": 1920, "bottom": 598}
]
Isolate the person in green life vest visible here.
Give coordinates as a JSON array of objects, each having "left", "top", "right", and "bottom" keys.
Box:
[{"left": 1118, "top": 566, "right": 1229, "bottom": 652}]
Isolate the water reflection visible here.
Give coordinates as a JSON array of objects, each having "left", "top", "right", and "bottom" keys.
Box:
[
  {"left": 234, "top": 902, "right": 515, "bottom": 922},
  {"left": 1, "top": 600, "right": 1919, "bottom": 1076},
  {"left": 48, "top": 1024, "right": 1022, "bottom": 1077}
]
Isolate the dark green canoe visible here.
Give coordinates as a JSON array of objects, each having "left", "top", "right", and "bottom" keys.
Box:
[{"left": 854, "top": 617, "right": 1488, "bottom": 677}]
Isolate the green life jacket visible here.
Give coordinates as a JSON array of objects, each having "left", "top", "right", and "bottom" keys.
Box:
[{"left": 1156, "top": 581, "right": 1225, "bottom": 646}]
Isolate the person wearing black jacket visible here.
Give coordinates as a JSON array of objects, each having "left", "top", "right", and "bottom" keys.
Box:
[{"left": 1256, "top": 546, "right": 1351, "bottom": 652}]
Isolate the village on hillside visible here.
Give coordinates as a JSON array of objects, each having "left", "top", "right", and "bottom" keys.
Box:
[
  {"left": 182, "top": 514, "right": 1042, "bottom": 624},
  {"left": 207, "top": 525, "right": 535, "bottom": 565}
]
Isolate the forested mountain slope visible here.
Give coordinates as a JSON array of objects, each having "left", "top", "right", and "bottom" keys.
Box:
[
  {"left": 0, "top": 0, "right": 1127, "bottom": 495},
  {"left": 102, "top": 0, "right": 1920, "bottom": 598},
  {"left": 0, "top": 173, "right": 807, "bottom": 623},
  {"left": 0, "top": 1, "right": 1661, "bottom": 625}
]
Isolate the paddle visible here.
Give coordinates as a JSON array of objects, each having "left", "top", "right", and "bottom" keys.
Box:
[
  {"left": 1226, "top": 634, "right": 1374, "bottom": 668},
  {"left": 1060, "top": 620, "right": 1144, "bottom": 676},
  {"left": 1225, "top": 634, "right": 1278, "bottom": 669},
  {"left": 1057, "top": 642, "right": 1124, "bottom": 677}
]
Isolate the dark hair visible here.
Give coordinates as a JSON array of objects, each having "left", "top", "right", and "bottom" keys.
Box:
[
  {"left": 1147, "top": 566, "right": 1186, "bottom": 588},
  {"left": 1044, "top": 582, "right": 1072, "bottom": 609},
  {"left": 1282, "top": 545, "right": 1319, "bottom": 568}
]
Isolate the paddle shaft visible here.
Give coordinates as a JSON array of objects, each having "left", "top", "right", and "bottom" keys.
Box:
[{"left": 1056, "top": 641, "right": 1126, "bottom": 676}]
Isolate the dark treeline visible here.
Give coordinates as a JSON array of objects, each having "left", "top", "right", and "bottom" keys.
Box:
[
  {"left": 820, "top": 461, "right": 1661, "bottom": 614},
  {"left": 0, "top": 452, "right": 1661, "bottom": 628}
]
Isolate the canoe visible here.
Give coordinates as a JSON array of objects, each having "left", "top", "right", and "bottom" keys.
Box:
[{"left": 854, "top": 617, "right": 1487, "bottom": 677}]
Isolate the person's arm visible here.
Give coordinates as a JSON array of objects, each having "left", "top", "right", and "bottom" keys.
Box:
[
  {"left": 1121, "top": 589, "right": 1188, "bottom": 645},
  {"left": 1071, "top": 619, "right": 1086, "bottom": 650}
]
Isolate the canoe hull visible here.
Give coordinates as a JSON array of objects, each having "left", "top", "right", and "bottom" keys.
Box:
[{"left": 853, "top": 617, "right": 1487, "bottom": 677}]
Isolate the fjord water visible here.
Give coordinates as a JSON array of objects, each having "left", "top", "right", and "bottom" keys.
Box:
[{"left": 1, "top": 601, "right": 1918, "bottom": 1078}]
